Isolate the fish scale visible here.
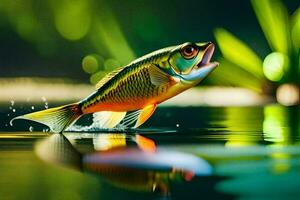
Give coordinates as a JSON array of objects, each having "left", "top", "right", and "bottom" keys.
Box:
[{"left": 81, "top": 63, "right": 165, "bottom": 111}]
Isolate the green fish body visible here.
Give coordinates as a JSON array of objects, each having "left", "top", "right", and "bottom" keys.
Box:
[{"left": 12, "top": 42, "right": 218, "bottom": 132}]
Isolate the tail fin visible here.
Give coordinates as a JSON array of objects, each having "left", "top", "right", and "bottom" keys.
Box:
[{"left": 11, "top": 103, "right": 82, "bottom": 133}]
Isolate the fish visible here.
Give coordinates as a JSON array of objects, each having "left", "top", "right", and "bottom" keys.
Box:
[
  {"left": 35, "top": 133, "right": 211, "bottom": 194},
  {"left": 11, "top": 42, "right": 218, "bottom": 132}
]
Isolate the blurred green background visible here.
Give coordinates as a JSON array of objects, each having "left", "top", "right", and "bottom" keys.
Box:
[
  {"left": 0, "top": 2, "right": 300, "bottom": 199},
  {"left": 0, "top": 0, "right": 299, "bottom": 105}
]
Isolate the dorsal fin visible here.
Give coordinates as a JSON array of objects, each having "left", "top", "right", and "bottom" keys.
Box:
[{"left": 95, "top": 67, "right": 125, "bottom": 89}]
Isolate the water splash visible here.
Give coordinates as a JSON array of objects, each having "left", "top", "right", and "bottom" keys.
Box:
[
  {"left": 41, "top": 97, "right": 49, "bottom": 109},
  {"left": 9, "top": 100, "right": 15, "bottom": 113},
  {"left": 29, "top": 126, "right": 34, "bottom": 132},
  {"left": 66, "top": 112, "right": 125, "bottom": 132},
  {"left": 42, "top": 128, "right": 50, "bottom": 132}
]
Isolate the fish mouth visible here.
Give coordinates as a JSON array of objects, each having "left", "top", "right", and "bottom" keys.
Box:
[
  {"left": 178, "top": 43, "right": 219, "bottom": 83},
  {"left": 195, "top": 43, "right": 218, "bottom": 69}
]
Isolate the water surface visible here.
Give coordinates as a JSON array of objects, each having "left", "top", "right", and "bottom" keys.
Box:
[{"left": 0, "top": 104, "right": 299, "bottom": 199}]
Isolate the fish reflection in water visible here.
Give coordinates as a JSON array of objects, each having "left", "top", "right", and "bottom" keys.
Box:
[{"left": 35, "top": 133, "right": 211, "bottom": 195}]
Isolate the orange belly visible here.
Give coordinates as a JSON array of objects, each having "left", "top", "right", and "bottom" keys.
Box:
[
  {"left": 83, "top": 100, "right": 151, "bottom": 113},
  {"left": 82, "top": 83, "right": 189, "bottom": 114}
]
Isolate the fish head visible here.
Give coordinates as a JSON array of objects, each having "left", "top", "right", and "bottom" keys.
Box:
[{"left": 167, "top": 42, "right": 218, "bottom": 85}]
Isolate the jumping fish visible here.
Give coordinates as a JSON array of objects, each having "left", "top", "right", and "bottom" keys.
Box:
[{"left": 11, "top": 42, "right": 218, "bottom": 132}]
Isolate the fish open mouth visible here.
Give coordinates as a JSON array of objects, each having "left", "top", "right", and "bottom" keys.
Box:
[{"left": 195, "top": 43, "right": 218, "bottom": 69}]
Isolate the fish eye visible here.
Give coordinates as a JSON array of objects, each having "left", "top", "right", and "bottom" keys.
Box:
[{"left": 180, "top": 45, "right": 198, "bottom": 59}]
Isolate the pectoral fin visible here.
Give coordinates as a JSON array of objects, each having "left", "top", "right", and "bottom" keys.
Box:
[
  {"left": 148, "top": 64, "right": 172, "bottom": 86},
  {"left": 134, "top": 104, "right": 157, "bottom": 128},
  {"left": 117, "top": 104, "right": 157, "bottom": 128}
]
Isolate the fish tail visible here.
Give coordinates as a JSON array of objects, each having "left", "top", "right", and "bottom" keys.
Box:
[{"left": 11, "top": 103, "right": 82, "bottom": 133}]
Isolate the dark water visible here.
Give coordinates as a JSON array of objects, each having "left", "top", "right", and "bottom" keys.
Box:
[{"left": 0, "top": 103, "right": 300, "bottom": 200}]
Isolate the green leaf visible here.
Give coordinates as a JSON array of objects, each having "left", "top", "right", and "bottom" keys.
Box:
[
  {"left": 208, "top": 58, "right": 262, "bottom": 93},
  {"left": 251, "top": 0, "right": 291, "bottom": 54},
  {"left": 291, "top": 8, "right": 300, "bottom": 49},
  {"left": 214, "top": 28, "right": 264, "bottom": 79}
]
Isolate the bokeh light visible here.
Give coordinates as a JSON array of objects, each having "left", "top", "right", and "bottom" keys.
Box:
[
  {"left": 90, "top": 71, "right": 107, "bottom": 85},
  {"left": 84, "top": 57, "right": 120, "bottom": 85},
  {"left": 53, "top": 0, "right": 91, "bottom": 40},
  {"left": 276, "top": 84, "right": 300, "bottom": 106},
  {"left": 82, "top": 55, "right": 102, "bottom": 74},
  {"left": 263, "top": 52, "right": 288, "bottom": 82},
  {"left": 104, "top": 58, "right": 120, "bottom": 70}
]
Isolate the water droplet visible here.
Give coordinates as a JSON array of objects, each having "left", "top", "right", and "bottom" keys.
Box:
[
  {"left": 5, "top": 124, "right": 8, "bottom": 127},
  {"left": 10, "top": 100, "right": 14, "bottom": 106},
  {"left": 31, "top": 106, "right": 35, "bottom": 110},
  {"left": 41, "top": 96, "right": 47, "bottom": 102},
  {"left": 9, "top": 106, "right": 12, "bottom": 110},
  {"left": 42, "top": 96, "right": 49, "bottom": 109},
  {"left": 176, "top": 124, "right": 180, "bottom": 128},
  {"left": 7, "top": 113, "right": 10, "bottom": 116},
  {"left": 29, "top": 126, "right": 34, "bottom": 132},
  {"left": 12, "top": 109, "right": 16, "bottom": 112},
  {"left": 42, "top": 128, "right": 49, "bottom": 132}
]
